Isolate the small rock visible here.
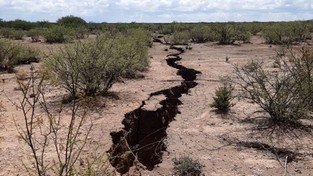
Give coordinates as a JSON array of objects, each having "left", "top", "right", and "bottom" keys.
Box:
[{"left": 295, "top": 169, "right": 302, "bottom": 174}]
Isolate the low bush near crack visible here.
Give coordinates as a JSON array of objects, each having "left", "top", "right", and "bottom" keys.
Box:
[
  {"left": 190, "top": 25, "right": 216, "bottom": 43},
  {"left": 45, "top": 30, "right": 149, "bottom": 97},
  {"left": 170, "top": 31, "right": 190, "bottom": 45},
  {"left": 210, "top": 78, "right": 234, "bottom": 113},
  {"left": 173, "top": 156, "right": 203, "bottom": 176}
]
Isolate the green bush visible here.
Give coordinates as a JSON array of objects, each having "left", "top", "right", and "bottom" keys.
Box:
[
  {"left": 170, "top": 31, "right": 190, "bottom": 45},
  {"left": 10, "top": 30, "right": 24, "bottom": 40},
  {"left": 0, "top": 28, "right": 25, "bottom": 40},
  {"left": 0, "top": 28, "right": 12, "bottom": 38},
  {"left": 121, "top": 29, "right": 150, "bottom": 75},
  {"left": 13, "top": 46, "right": 40, "bottom": 65},
  {"left": 45, "top": 31, "right": 149, "bottom": 96},
  {"left": 43, "top": 26, "right": 74, "bottom": 43},
  {"left": 210, "top": 79, "right": 234, "bottom": 113},
  {"left": 234, "top": 25, "right": 251, "bottom": 43},
  {"left": 190, "top": 25, "right": 216, "bottom": 43},
  {"left": 213, "top": 24, "right": 250, "bottom": 44},
  {"left": 10, "top": 19, "right": 34, "bottom": 30},
  {"left": 57, "top": 15, "right": 87, "bottom": 28},
  {"left": 27, "top": 28, "right": 43, "bottom": 42},
  {"left": 0, "top": 39, "right": 39, "bottom": 72},
  {"left": 74, "top": 26, "right": 88, "bottom": 39},
  {"left": 263, "top": 22, "right": 310, "bottom": 44},
  {"left": 235, "top": 59, "right": 310, "bottom": 124},
  {"left": 173, "top": 156, "right": 203, "bottom": 176},
  {"left": 213, "top": 24, "right": 236, "bottom": 44}
]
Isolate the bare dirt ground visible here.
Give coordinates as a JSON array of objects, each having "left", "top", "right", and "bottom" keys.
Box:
[{"left": 1, "top": 36, "right": 313, "bottom": 175}]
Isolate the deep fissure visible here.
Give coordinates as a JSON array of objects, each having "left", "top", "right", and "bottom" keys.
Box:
[{"left": 109, "top": 44, "right": 201, "bottom": 174}]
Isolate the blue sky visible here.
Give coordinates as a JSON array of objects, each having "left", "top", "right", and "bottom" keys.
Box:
[{"left": 0, "top": 0, "right": 312, "bottom": 22}]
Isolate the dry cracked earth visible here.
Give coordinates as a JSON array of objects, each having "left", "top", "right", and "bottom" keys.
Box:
[{"left": 1, "top": 36, "right": 313, "bottom": 175}]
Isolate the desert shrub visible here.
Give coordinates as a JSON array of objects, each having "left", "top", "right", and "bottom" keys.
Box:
[
  {"left": 234, "top": 59, "right": 310, "bottom": 124},
  {"left": 291, "top": 22, "right": 311, "bottom": 41},
  {"left": 173, "top": 156, "right": 203, "bottom": 176},
  {"left": 210, "top": 78, "right": 234, "bottom": 113},
  {"left": 57, "top": 16, "right": 89, "bottom": 39},
  {"left": 0, "top": 39, "right": 39, "bottom": 72},
  {"left": 263, "top": 24, "right": 293, "bottom": 44},
  {"left": 10, "top": 19, "right": 34, "bottom": 30},
  {"left": 213, "top": 24, "right": 236, "bottom": 45},
  {"left": 121, "top": 29, "right": 150, "bottom": 75},
  {"left": 213, "top": 24, "right": 250, "bottom": 44},
  {"left": 45, "top": 31, "right": 149, "bottom": 96},
  {"left": 277, "top": 47, "right": 313, "bottom": 110},
  {"left": 43, "top": 26, "right": 66, "bottom": 43},
  {"left": 234, "top": 25, "right": 251, "bottom": 43},
  {"left": 10, "top": 29, "right": 24, "bottom": 40},
  {"left": 74, "top": 26, "right": 89, "bottom": 39},
  {"left": 0, "top": 28, "right": 25, "bottom": 40},
  {"left": 0, "top": 27, "right": 12, "bottom": 38},
  {"left": 0, "top": 39, "right": 16, "bottom": 71},
  {"left": 170, "top": 31, "right": 190, "bottom": 45},
  {"left": 190, "top": 25, "right": 216, "bottom": 43},
  {"left": 263, "top": 22, "right": 310, "bottom": 44},
  {"left": 43, "top": 26, "right": 75, "bottom": 43},
  {"left": 57, "top": 15, "right": 87, "bottom": 28},
  {"left": 159, "top": 24, "right": 174, "bottom": 35},
  {"left": 12, "top": 46, "right": 40, "bottom": 65},
  {"left": 245, "top": 22, "right": 264, "bottom": 35},
  {"left": 27, "top": 28, "right": 42, "bottom": 42}
]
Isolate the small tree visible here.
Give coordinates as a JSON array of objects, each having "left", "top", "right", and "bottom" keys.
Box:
[
  {"left": 234, "top": 59, "right": 310, "bottom": 124},
  {"left": 14, "top": 66, "right": 93, "bottom": 175},
  {"left": 210, "top": 79, "right": 234, "bottom": 113},
  {"left": 57, "top": 15, "right": 87, "bottom": 29}
]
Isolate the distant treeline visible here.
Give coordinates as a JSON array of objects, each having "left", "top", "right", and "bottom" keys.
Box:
[{"left": 1, "top": 16, "right": 313, "bottom": 45}]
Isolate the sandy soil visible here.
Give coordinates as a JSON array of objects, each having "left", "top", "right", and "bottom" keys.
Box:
[{"left": 1, "top": 36, "right": 313, "bottom": 175}]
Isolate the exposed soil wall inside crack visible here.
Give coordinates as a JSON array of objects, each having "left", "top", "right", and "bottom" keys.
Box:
[{"left": 109, "top": 44, "right": 201, "bottom": 174}]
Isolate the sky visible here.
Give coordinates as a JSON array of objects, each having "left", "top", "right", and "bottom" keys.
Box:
[{"left": 0, "top": 0, "right": 312, "bottom": 23}]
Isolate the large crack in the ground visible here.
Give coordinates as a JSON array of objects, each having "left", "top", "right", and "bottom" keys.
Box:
[{"left": 109, "top": 44, "right": 201, "bottom": 174}]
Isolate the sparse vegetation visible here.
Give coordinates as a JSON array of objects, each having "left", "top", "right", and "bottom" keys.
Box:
[
  {"left": 1, "top": 18, "right": 313, "bottom": 175},
  {"left": 173, "top": 156, "right": 203, "bottom": 176}
]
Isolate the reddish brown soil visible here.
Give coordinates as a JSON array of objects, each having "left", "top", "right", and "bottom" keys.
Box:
[{"left": 0, "top": 36, "right": 313, "bottom": 175}]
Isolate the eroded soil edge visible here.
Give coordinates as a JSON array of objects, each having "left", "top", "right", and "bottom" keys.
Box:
[{"left": 109, "top": 44, "right": 201, "bottom": 174}]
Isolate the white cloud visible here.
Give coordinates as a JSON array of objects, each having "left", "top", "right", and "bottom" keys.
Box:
[
  {"left": 115, "top": 0, "right": 172, "bottom": 11},
  {"left": 0, "top": 0, "right": 313, "bottom": 22},
  {"left": 2, "top": 0, "right": 109, "bottom": 16}
]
